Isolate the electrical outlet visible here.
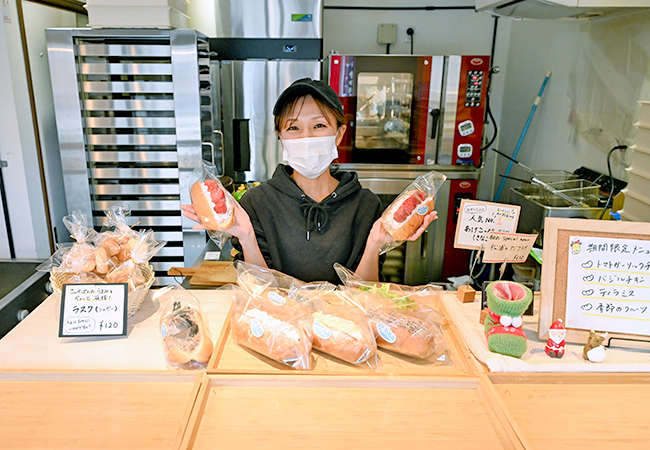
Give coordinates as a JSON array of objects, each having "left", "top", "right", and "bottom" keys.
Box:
[{"left": 377, "top": 23, "right": 397, "bottom": 45}]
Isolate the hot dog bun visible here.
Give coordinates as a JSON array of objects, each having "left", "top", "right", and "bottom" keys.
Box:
[
  {"left": 190, "top": 180, "right": 234, "bottom": 230},
  {"left": 370, "top": 310, "right": 437, "bottom": 359},
  {"left": 311, "top": 311, "right": 376, "bottom": 365},
  {"left": 381, "top": 189, "right": 435, "bottom": 241},
  {"left": 231, "top": 307, "right": 312, "bottom": 370}
]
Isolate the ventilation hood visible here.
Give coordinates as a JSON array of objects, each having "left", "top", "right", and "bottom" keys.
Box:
[{"left": 475, "top": 0, "right": 650, "bottom": 19}]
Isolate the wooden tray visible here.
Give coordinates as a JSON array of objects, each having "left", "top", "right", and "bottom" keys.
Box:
[
  {"left": 206, "top": 303, "right": 477, "bottom": 377},
  {"left": 181, "top": 374, "right": 524, "bottom": 450},
  {"left": 168, "top": 261, "right": 237, "bottom": 286},
  {"left": 490, "top": 373, "right": 650, "bottom": 449},
  {"left": 0, "top": 372, "right": 201, "bottom": 449}
]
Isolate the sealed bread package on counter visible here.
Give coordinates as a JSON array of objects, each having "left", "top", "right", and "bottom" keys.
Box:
[
  {"left": 334, "top": 264, "right": 447, "bottom": 361},
  {"left": 296, "top": 282, "right": 379, "bottom": 369},
  {"left": 231, "top": 262, "right": 313, "bottom": 370},
  {"left": 190, "top": 160, "right": 237, "bottom": 249},
  {"left": 379, "top": 170, "right": 446, "bottom": 254},
  {"left": 157, "top": 285, "right": 214, "bottom": 370}
]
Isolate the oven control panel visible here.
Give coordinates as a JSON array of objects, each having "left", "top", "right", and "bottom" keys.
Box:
[{"left": 464, "top": 70, "right": 484, "bottom": 107}]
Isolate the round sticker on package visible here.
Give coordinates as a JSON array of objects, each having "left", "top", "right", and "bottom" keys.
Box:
[
  {"left": 377, "top": 322, "right": 397, "bottom": 343},
  {"left": 268, "top": 291, "right": 286, "bottom": 306},
  {"left": 416, "top": 204, "right": 429, "bottom": 215},
  {"left": 250, "top": 318, "right": 264, "bottom": 338},
  {"left": 160, "top": 323, "right": 168, "bottom": 339},
  {"left": 313, "top": 321, "right": 332, "bottom": 340}
]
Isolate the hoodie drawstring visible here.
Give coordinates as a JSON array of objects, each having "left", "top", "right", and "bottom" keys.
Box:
[{"left": 300, "top": 193, "right": 334, "bottom": 241}]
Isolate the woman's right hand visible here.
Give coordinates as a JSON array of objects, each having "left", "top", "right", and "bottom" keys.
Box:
[
  {"left": 180, "top": 204, "right": 207, "bottom": 230},
  {"left": 180, "top": 202, "right": 254, "bottom": 241}
]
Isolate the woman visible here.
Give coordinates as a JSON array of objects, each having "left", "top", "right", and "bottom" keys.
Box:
[{"left": 181, "top": 78, "right": 437, "bottom": 283}]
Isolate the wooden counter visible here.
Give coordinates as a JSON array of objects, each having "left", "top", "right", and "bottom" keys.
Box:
[
  {"left": 0, "top": 289, "right": 233, "bottom": 372},
  {"left": 1, "top": 289, "right": 649, "bottom": 449}
]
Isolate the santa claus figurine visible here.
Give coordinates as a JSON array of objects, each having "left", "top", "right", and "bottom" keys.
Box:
[{"left": 545, "top": 318, "right": 566, "bottom": 358}]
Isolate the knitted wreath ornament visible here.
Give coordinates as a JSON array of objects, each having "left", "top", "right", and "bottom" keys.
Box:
[{"left": 484, "top": 281, "right": 533, "bottom": 358}]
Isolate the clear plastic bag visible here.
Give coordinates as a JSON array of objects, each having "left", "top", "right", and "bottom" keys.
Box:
[
  {"left": 334, "top": 264, "right": 448, "bottom": 361},
  {"left": 230, "top": 262, "right": 313, "bottom": 370},
  {"left": 379, "top": 170, "right": 447, "bottom": 254},
  {"left": 106, "top": 229, "right": 166, "bottom": 291},
  {"left": 157, "top": 285, "right": 214, "bottom": 370},
  {"left": 37, "top": 211, "right": 98, "bottom": 275},
  {"left": 296, "top": 282, "right": 380, "bottom": 369},
  {"left": 190, "top": 160, "right": 237, "bottom": 249}
]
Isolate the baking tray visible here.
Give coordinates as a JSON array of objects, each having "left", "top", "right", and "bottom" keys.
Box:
[
  {"left": 0, "top": 372, "right": 201, "bottom": 449},
  {"left": 206, "top": 302, "right": 477, "bottom": 378},
  {"left": 181, "top": 374, "right": 524, "bottom": 450}
]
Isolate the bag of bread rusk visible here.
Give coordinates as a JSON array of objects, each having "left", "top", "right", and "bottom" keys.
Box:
[
  {"left": 379, "top": 170, "right": 446, "bottom": 254},
  {"left": 334, "top": 264, "right": 448, "bottom": 362},
  {"left": 190, "top": 160, "right": 237, "bottom": 249},
  {"left": 37, "top": 211, "right": 100, "bottom": 276},
  {"left": 105, "top": 229, "right": 166, "bottom": 292},
  {"left": 231, "top": 262, "right": 314, "bottom": 370},
  {"left": 295, "top": 282, "right": 380, "bottom": 369},
  {"left": 157, "top": 285, "right": 214, "bottom": 370}
]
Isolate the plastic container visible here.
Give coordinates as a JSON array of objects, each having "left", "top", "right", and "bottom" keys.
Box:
[
  {"left": 634, "top": 123, "right": 650, "bottom": 149},
  {"left": 625, "top": 167, "right": 650, "bottom": 201},
  {"left": 620, "top": 189, "right": 650, "bottom": 222},
  {"left": 539, "top": 179, "right": 600, "bottom": 207},
  {"left": 85, "top": 0, "right": 190, "bottom": 29},
  {"left": 629, "top": 144, "right": 650, "bottom": 170},
  {"left": 637, "top": 100, "right": 650, "bottom": 128},
  {"left": 86, "top": 0, "right": 188, "bottom": 12}
]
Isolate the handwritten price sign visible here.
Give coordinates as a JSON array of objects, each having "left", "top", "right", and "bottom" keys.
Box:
[
  {"left": 59, "top": 284, "right": 128, "bottom": 338},
  {"left": 482, "top": 232, "right": 538, "bottom": 263},
  {"left": 454, "top": 200, "right": 521, "bottom": 250}
]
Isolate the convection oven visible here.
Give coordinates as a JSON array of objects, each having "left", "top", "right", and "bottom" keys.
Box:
[{"left": 329, "top": 54, "right": 490, "bottom": 284}]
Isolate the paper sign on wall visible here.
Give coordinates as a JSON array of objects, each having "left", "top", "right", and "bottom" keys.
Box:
[
  {"left": 454, "top": 199, "right": 521, "bottom": 250},
  {"left": 565, "top": 235, "right": 650, "bottom": 337},
  {"left": 2, "top": 0, "right": 10, "bottom": 23},
  {"left": 482, "top": 232, "right": 538, "bottom": 263},
  {"left": 59, "top": 284, "right": 128, "bottom": 338}
]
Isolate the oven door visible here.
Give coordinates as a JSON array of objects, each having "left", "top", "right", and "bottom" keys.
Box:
[{"left": 329, "top": 55, "right": 445, "bottom": 165}]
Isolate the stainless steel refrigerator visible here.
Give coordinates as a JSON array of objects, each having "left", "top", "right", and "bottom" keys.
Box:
[{"left": 208, "top": 0, "right": 324, "bottom": 183}]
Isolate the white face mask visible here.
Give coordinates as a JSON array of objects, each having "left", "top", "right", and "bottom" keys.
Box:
[{"left": 281, "top": 134, "right": 338, "bottom": 179}]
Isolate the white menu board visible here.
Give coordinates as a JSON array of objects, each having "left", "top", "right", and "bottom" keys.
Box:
[{"left": 566, "top": 235, "right": 650, "bottom": 336}]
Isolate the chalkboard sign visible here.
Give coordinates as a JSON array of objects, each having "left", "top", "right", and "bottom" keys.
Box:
[
  {"left": 59, "top": 283, "right": 128, "bottom": 338},
  {"left": 454, "top": 199, "right": 521, "bottom": 250},
  {"left": 539, "top": 217, "right": 650, "bottom": 345}
]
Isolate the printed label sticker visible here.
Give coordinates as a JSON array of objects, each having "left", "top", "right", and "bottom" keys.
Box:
[
  {"left": 268, "top": 291, "right": 286, "bottom": 306},
  {"left": 313, "top": 321, "right": 332, "bottom": 340},
  {"left": 251, "top": 319, "right": 264, "bottom": 338},
  {"left": 377, "top": 322, "right": 397, "bottom": 344}
]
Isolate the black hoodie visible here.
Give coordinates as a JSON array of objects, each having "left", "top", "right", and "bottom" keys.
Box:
[{"left": 235, "top": 164, "right": 383, "bottom": 283}]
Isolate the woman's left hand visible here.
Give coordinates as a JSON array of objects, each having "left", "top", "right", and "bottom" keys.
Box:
[
  {"left": 405, "top": 210, "right": 438, "bottom": 241},
  {"left": 367, "top": 210, "right": 439, "bottom": 251}
]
